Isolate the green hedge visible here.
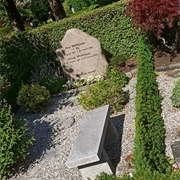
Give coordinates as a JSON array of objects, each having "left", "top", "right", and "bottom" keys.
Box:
[
  {"left": 134, "top": 35, "right": 170, "bottom": 174},
  {"left": 0, "top": 0, "right": 138, "bottom": 111},
  {"left": 171, "top": 77, "right": 180, "bottom": 108}
]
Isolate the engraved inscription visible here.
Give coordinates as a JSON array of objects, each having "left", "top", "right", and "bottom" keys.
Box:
[{"left": 64, "top": 41, "right": 99, "bottom": 66}]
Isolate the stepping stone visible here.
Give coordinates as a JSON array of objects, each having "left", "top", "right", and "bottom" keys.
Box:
[{"left": 171, "top": 141, "right": 180, "bottom": 168}]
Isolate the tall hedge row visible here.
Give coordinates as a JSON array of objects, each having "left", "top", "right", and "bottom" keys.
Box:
[
  {"left": 134, "top": 36, "right": 170, "bottom": 174},
  {"left": 0, "top": 0, "right": 138, "bottom": 111}
]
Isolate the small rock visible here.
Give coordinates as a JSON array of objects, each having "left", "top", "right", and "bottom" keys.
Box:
[
  {"left": 176, "top": 126, "right": 180, "bottom": 138},
  {"left": 55, "top": 117, "right": 75, "bottom": 131}
]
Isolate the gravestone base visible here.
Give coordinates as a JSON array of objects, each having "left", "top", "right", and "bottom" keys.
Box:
[
  {"left": 171, "top": 141, "right": 180, "bottom": 168},
  {"left": 79, "top": 149, "right": 115, "bottom": 180}
]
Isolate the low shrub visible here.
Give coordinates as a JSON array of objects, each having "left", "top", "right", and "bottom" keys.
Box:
[
  {"left": 78, "top": 68, "right": 128, "bottom": 113},
  {"left": 0, "top": 100, "right": 35, "bottom": 179},
  {"left": 171, "top": 78, "right": 180, "bottom": 108},
  {"left": 17, "top": 83, "right": 50, "bottom": 113},
  {"left": 134, "top": 35, "right": 170, "bottom": 174}
]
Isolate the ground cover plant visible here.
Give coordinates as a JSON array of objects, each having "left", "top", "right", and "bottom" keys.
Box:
[
  {"left": 78, "top": 67, "right": 129, "bottom": 114},
  {"left": 0, "top": 100, "right": 35, "bottom": 179}
]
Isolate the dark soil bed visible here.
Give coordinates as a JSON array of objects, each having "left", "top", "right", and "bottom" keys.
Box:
[{"left": 118, "top": 51, "right": 180, "bottom": 73}]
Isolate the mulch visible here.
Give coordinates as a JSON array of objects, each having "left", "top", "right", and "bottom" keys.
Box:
[{"left": 117, "top": 51, "right": 180, "bottom": 73}]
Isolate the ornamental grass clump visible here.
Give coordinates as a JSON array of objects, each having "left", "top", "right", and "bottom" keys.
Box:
[
  {"left": 17, "top": 83, "right": 50, "bottom": 113},
  {"left": 134, "top": 35, "right": 170, "bottom": 174}
]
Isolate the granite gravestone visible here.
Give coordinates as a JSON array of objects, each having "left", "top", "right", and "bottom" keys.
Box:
[{"left": 56, "top": 28, "right": 108, "bottom": 80}]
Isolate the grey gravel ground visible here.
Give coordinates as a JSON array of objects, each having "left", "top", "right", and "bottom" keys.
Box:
[{"left": 9, "top": 71, "right": 180, "bottom": 180}]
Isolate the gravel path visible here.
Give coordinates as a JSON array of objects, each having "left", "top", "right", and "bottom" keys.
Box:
[{"left": 9, "top": 71, "right": 180, "bottom": 180}]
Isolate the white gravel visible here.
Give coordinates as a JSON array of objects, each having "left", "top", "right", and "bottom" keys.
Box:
[{"left": 8, "top": 72, "right": 180, "bottom": 180}]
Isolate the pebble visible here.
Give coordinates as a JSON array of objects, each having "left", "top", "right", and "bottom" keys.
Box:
[{"left": 8, "top": 72, "right": 180, "bottom": 180}]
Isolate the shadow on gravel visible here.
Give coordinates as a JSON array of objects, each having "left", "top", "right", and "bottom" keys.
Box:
[
  {"left": 105, "top": 114, "right": 125, "bottom": 172},
  {"left": 45, "top": 91, "right": 79, "bottom": 115},
  {"left": 12, "top": 92, "right": 78, "bottom": 175},
  {"left": 12, "top": 115, "right": 54, "bottom": 175}
]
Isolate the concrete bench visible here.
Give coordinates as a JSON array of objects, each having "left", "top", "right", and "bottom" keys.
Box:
[{"left": 66, "top": 105, "right": 119, "bottom": 180}]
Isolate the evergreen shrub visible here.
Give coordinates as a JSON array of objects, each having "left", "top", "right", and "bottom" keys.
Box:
[
  {"left": 17, "top": 83, "right": 50, "bottom": 113},
  {"left": 171, "top": 77, "right": 180, "bottom": 108},
  {"left": 134, "top": 35, "right": 170, "bottom": 174},
  {"left": 0, "top": 100, "right": 35, "bottom": 179}
]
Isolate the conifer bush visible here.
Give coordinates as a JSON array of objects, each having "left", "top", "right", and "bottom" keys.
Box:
[{"left": 134, "top": 35, "right": 170, "bottom": 174}]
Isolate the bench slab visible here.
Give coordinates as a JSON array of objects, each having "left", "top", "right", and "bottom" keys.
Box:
[
  {"left": 79, "top": 149, "right": 115, "bottom": 180},
  {"left": 66, "top": 105, "right": 110, "bottom": 168}
]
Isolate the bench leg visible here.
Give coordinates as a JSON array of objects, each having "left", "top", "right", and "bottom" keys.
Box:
[
  {"left": 104, "top": 119, "right": 119, "bottom": 147},
  {"left": 78, "top": 148, "right": 115, "bottom": 180}
]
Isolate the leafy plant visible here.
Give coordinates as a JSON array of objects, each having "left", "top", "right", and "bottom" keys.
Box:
[
  {"left": 171, "top": 78, "right": 180, "bottom": 108},
  {"left": 30, "top": 59, "right": 66, "bottom": 94},
  {"left": 0, "top": 100, "right": 35, "bottom": 179},
  {"left": 17, "top": 83, "right": 50, "bottom": 113},
  {"left": 78, "top": 68, "right": 128, "bottom": 114},
  {"left": 125, "top": 0, "right": 180, "bottom": 53},
  {"left": 125, "top": 0, "right": 179, "bottom": 40},
  {"left": 38, "top": 76, "right": 66, "bottom": 94}
]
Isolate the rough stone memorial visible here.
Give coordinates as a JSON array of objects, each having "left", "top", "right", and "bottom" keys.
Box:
[{"left": 56, "top": 28, "right": 108, "bottom": 80}]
